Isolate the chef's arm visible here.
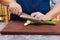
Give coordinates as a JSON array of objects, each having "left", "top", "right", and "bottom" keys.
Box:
[
  {"left": 0, "top": 0, "right": 22, "bottom": 16},
  {"left": 0, "top": 0, "right": 16, "bottom": 6},
  {"left": 45, "top": 3, "right": 60, "bottom": 20}
]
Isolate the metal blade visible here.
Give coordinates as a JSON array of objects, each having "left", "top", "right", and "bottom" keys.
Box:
[{"left": 20, "top": 13, "right": 43, "bottom": 22}]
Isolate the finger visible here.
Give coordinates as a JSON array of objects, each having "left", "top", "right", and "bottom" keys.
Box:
[
  {"left": 12, "top": 6, "right": 22, "bottom": 16},
  {"left": 34, "top": 15, "right": 40, "bottom": 19},
  {"left": 39, "top": 17, "right": 46, "bottom": 21},
  {"left": 13, "top": 7, "right": 20, "bottom": 15},
  {"left": 31, "top": 13, "right": 39, "bottom": 17},
  {"left": 18, "top": 7, "right": 22, "bottom": 16},
  {"left": 14, "top": 8, "right": 19, "bottom": 15},
  {"left": 14, "top": 5, "right": 22, "bottom": 16},
  {"left": 12, "top": 9, "right": 17, "bottom": 15},
  {"left": 9, "top": 7, "right": 16, "bottom": 14}
]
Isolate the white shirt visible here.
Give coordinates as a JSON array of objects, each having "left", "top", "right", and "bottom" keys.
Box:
[
  {"left": 50, "top": 0, "right": 60, "bottom": 7},
  {"left": 51, "top": 0, "right": 60, "bottom": 4}
]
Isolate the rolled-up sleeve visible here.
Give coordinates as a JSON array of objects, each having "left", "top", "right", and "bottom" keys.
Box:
[{"left": 52, "top": 0, "right": 60, "bottom": 4}]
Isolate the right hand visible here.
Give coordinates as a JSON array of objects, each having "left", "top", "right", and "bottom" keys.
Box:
[{"left": 9, "top": 2, "right": 22, "bottom": 16}]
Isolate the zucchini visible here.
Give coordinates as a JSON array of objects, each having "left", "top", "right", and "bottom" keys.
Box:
[{"left": 24, "top": 20, "right": 57, "bottom": 26}]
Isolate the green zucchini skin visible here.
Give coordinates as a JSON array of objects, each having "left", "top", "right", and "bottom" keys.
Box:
[{"left": 28, "top": 20, "right": 57, "bottom": 25}]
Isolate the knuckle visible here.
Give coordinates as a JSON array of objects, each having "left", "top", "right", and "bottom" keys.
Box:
[{"left": 36, "top": 12, "right": 40, "bottom": 13}]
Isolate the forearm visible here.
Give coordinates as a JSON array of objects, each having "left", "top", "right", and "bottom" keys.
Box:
[
  {"left": 0, "top": 0, "right": 16, "bottom": 6},
  {"left": 45, "top": 3, "right": 60, "bottom": 20}
]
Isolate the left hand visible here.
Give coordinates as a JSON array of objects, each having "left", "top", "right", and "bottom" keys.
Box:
[
  {"left": 31, "top": 12, "right": 51, "bottom": 21},
  {"left": 40, "top": 15, "right": 51, "bottom": 20}
]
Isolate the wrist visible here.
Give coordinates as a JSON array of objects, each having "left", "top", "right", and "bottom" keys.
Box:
[{"left": 45, "top": 15, "right": 52, "bottom": 20}]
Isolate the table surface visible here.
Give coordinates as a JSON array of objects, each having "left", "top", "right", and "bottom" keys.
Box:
[
  {"left": 0, "top": 22, "right": 60, "bottom": 40},
  {"left": 1, "top": 21, "right": 60, "bottom": 35}
]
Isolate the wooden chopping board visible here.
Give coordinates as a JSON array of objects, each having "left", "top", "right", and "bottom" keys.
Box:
[{"left": 1, "top": 21, "right": 60, "bottom": 35}]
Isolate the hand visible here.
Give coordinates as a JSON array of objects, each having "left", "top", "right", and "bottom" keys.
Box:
[
  {"left": 31, "top": 12, "right": 51, "bottom": 21},
  {"left": 9, "top": 2, "right": 22, "bottom": 16},
  {"left": 40, "top": 15, "right": 51, "bottom": 20},
  {"left": 31, "top": 12, "right": 44, "bottom": 20}
]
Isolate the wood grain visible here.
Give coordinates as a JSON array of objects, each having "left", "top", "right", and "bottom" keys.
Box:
[{"left": 1, "top": 21, "right": 60, "bottom": 35}]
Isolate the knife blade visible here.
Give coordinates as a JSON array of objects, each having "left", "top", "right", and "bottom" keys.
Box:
[{"left": 20, "top": 13, "right": 43, "bottom": 22}]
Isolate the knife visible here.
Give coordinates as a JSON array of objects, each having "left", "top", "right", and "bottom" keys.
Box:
[{"left": 20, "top": 13, "right": 43, "bottom": 22}]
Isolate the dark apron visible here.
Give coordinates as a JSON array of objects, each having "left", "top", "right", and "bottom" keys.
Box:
[{"left": 10, "top": 0, "right": 50, "bottom": 21}]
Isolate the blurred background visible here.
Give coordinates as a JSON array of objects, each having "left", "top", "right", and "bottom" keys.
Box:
[
  {"left": 0, "top": 0, "right": 60, "bottom": 23},
  {"left": 0, "top": 4, "right": 10, "bottom": 22}
]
